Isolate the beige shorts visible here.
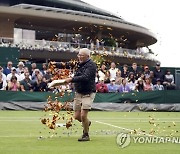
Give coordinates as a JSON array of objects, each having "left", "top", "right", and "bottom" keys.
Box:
[{"left": 73, "top": 92, "right": 96, "bottom": 111}]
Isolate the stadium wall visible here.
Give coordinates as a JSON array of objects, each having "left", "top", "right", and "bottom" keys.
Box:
[
  {"left": 0, "top": 90, "right": 180, "bottom": 111},
  {"left": 0, "top": 47, "right": 20, "bottom": 66}
]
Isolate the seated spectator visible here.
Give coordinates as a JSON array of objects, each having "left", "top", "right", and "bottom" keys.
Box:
[
  {"left": 16, "top": 61, "right": 25, "bottom": 75},
  {"left": 30, "top": 63, "right": 37, "bottom": 76},
  {"left": 95, "top": 71, "right": 99, "bottom": 83},
  {"left": 19, "top": 67, "right": 31, "bottom": 81},
  {"left": 43, "top": 69, "right": 52, "bottom": 83},
  {"left": 149, "top": 71, "right": 156, "bottom": 85},
  {"left": 153, "top": 78, "right": 164, "bottom": 91},
  {"left": 0, "top": 66, "right": 7, "bottom": 81},
  {"left": 138, "top": 72, "right": 145, "bottom": 81},
  {"left": 153, "top": 62, "right": 164, "bottom": 84},
  {"left": 115, "top": 70, "right": 123, "bottom": 85},
  {"left": 58, "top": 84, "right": 70, "bottom": 92},
  {"left": 96, "top": 78, "right": 108, "bottom": 93},
  {"left": 163, "top": 69, "right": 176, "bottom": 90},
  {"left": 69, "top": 82, "right": 75, "bottom": 92},
  {"left": 121, "top": 64, "right": 129, "bottom": 78},
  {"left": 130, "top": 63, "right": 141, "bottom": 80},
  {"left": 144, "top": 77, "right": 153, "bottom": 91},
  {"left": 109, "top": 62, "right": 119, "bottom": 79},
  {"left": 127, "top": 72, "right": 136, "bottom": 91},
  {"left": 32, "top": 69, "right": 42, "bottom": 82},
  {"left": 143, "top": 65, "right": 150, "bottom": 79},
  {"left": 3, "top": 61, "right": 13, "bottom": 76},
  {"left": 135, "top": 78, "right": 144, "bottom": 92},
  {"left": 118, "top": 78, "right": 131, "bottom": 93},
  {"left": 98, "top": 64, "right": 107, "bottom": 81},
  {"left": 33, "top": 74, "right": 47, "bottom": 92},
  {"left": 20, "top": 72, "right": 34, "bottom": 91},
  {"left": 107, "top": 78, "right": 118, "bottom": 92},
  {"left": 41, "top": 63, "right": 48, "bottom": 75},
  {"left": 6, "top": 67, "right": 21, "bottom": 82},
  {"left": 104, "top": 71, "right": 110, "bottom": 84},
  {"left": 0, "top": 74, "right": 7, "bottom": 90},
  {"left": 7, "top": 76, "right": 20, "bottom": 91}
]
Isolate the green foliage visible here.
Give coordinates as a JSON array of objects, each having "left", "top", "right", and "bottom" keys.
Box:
[
  {"left": 91, "top": 54, "right": 106, "bottom": 67},
  {"left": 103, "top": 38, "right": 116, "bottom": 47}
]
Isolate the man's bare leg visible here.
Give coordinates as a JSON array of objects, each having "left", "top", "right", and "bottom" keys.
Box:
[
  {"left": 77, "top": 109, "right": 90, "bottom": 141},
  {"left": 74, "top": 110, "right": 81, "bottom": 122},
  {"left": 81, "top": 109, "right": 89, "bottom": 134}
]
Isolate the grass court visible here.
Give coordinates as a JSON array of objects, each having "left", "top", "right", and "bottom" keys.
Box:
[{"left": 0, "top": 111, "right": 180, "bottom": 154}]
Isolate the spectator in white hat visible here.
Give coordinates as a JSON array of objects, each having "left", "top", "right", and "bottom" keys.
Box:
[
  {"left": 107, "top": 78, "right": 118, "bottom": 92},
  {"left": 16, "top": 61, "right": 25, "bottom": 75},
  {"left": 6, "top": 67, "right": 21, "bottom": 82}
]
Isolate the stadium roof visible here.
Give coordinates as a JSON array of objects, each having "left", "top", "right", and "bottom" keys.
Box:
[
  {"left": 1, "top": 0, "right": 122, "bottom": 19},
  {"left": 0, "top": 0, "right": 157, "bottom": 48}
]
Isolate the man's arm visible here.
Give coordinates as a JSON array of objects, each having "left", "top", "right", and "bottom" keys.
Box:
[{"left": 48, "top": 79, "right": 71, "bottom": 88}]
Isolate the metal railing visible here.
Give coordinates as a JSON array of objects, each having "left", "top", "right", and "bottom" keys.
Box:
[{"left": 0, "top": 37, "right": 157, "bottom": 61}]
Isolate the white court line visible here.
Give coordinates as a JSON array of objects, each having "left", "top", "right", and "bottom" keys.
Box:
[
  {"left": 0, "top": 119, "right": 180, "bottom": 123},
  {"left": 0, "top": 118, "right": 38, "bottom": 119},
  {"left": 0, "top": 120, "right": 39, "bottom": 122},
  {"left": 96, "top": 121, "right": 180, "bottom": 144},
  {"left": 0, "top": 135, "right": 37, "bottom": 138},
  {"left": 92, "top": 118, "right": 180, "bottom": 120},
  {"left": 94, "top": 121, "right": 180, "bottom": 123},
  {"left": 96, "top": 120, "right": 159, "bottom": 137},
  {"left": 0, "top": 117, "right": 40, "bottom": 118}
]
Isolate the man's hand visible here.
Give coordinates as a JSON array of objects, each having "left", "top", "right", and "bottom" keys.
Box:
[
  {"left": 48, "top": 78, "right": 72, "bottom": 88},
  {"left": 50, "top": 61, "right": 56, "bottom": 65},
  {"left": 64, "top": 78, "right": 72, "bottom": 83},
  {"left": 48, "top": 80, "right": 60, "bottom": 88}
]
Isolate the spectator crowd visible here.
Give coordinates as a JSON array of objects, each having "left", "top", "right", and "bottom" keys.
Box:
[
  {"left": 0, "top": 61, "right": 176, "bottom": 93},
  {"left": 0, "top": 61, "right": 51, "bottom": 92},
  {"left": 95, "top": 62, "right": 176, "bottom": 93}
]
